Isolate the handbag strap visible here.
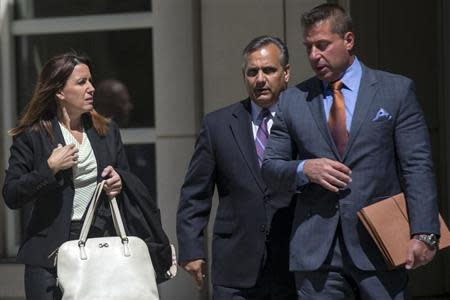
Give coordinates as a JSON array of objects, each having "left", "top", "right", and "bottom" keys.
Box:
[
  {"left": 78, "top": 180, "right": 105, "bottom": 245},
  {"left": 78, "top": 181, "right": 128, "bottom": 246},
  {"left": 109, "top": 196, "right": 128, "bottom": 242}
]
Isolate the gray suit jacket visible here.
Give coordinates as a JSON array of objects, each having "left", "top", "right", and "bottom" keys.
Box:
[{"left": 262, "top": 63, "right": 440, "bottom": 271}]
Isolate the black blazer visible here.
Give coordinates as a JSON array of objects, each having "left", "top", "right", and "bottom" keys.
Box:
[
  {"left": 176, "top": 99, "right": 294, "bottom": 288},
  {"left": 3, "top": 115, "right": 129, "bottom": 268}
]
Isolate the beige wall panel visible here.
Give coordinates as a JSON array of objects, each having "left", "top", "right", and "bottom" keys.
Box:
[
  {"left": 284, "top": 0, "right": 325, "bottom": 85},
  {"left": 153, "top": 0, "right": 200, "bottom": 136},
  {"left": 156, "top": 137, "right": 204, "bottom": 299},
  {"left": 153, "top": 0, "right": 202, "bottom": 298},
  {"left": 0, "top": 264, "right": 24, "bottom": 299},
  {"left": 201, "top": 0, "right": 284, "bottom": 113}
]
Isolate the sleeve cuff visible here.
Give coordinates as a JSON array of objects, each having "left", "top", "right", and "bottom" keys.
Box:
[{"left": 296, "top": 160, "right": 309, "bottom": 187}]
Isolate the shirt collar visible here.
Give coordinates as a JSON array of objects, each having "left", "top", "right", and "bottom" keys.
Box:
[
  {"left": 322, "top": 57, "right": 362, "bottom": 92},
  {"left": 250, "top": 100, "right": 277, "bottom": 122}
]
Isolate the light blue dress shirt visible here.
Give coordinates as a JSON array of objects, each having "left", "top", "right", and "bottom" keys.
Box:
[{"left": 296, "top": 57, "right": 362, "bottom": 187}]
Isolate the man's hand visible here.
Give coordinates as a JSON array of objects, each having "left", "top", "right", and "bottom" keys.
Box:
[
  {"left": 405, "top": 238, "right": 436, "bottom": 270},
  {"left": 304, "top": 158, "right": 352, "bottom": 192},
  {"left": 181, "top": 259, "right": 206, "bottom": 289}
]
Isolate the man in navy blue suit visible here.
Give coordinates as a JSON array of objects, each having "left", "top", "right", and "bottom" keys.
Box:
[
  {"left": 177, "top": 36, "right": 296, "bottom": 299},
  {"left": 263, "top": 4, "right": 440, "bottom": 299}
]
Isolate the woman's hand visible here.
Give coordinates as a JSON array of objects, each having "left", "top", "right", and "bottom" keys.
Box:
[
  {"left": 101, "top": 166, "right": 122, "bottom": 199},
  {"left": 47, "top": 144, "right": 79, "bottom": 175}
]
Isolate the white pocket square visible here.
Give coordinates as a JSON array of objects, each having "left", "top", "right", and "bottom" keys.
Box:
[{"left": 372, "top": 108, "right": 392, "bottom": 122}]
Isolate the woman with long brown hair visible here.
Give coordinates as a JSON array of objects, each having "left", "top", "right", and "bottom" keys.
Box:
[{"left": 3, "top": 53, "right": 126, "bottom": 299}]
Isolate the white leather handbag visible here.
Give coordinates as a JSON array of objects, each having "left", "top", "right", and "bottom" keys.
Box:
[{"left": 56, "top": 181, "right": 159, "bottom": 300}]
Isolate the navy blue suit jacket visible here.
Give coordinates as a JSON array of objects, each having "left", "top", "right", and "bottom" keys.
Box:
[{"left": 177, "top": 99, "right": 294, "bottom": 288}]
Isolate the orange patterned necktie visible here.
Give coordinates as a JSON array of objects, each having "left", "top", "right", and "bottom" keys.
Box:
[{"left": 328, "top": 80, "right": 348, "bottom": 156}]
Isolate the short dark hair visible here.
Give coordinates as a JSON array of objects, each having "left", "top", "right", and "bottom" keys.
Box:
[
  {"left": 242, "top": 35, "right": 289, "bottom": 69},
  {"left": 301, "top": 3, "right": 352, "bottom": 38}
]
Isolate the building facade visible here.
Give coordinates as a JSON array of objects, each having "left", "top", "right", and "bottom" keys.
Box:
[{"left": 0, "top": 0, "right": 449, "bottom": 299}]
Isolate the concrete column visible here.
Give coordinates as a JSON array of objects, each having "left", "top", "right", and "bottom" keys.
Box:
[
  {"left": 201, "top": 0, "right": 284, "bottom": 113},
  {"left": 152, "top": 0, "right": 203, "bottom": 299},
  {"left": 285, "top": 0, "right": 324, "bottom": 84}
]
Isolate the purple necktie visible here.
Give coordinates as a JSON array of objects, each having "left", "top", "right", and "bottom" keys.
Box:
[{"left": 255, "top": 109, "right": 271, "bottom": 167}]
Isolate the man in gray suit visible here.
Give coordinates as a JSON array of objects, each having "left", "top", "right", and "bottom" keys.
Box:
[{"left": 262, "top": 4, "right": 440, "bottom": 299}]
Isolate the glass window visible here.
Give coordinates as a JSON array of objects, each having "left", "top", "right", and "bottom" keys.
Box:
[
  {"left": 14, "top": 0, "right": 152, "bottom": 19},
  {"left": 15, "top": 29, "right": 154, "bottom": 128}
]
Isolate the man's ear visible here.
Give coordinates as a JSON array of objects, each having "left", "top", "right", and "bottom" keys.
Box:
[
  {"left": 344, "top": 32, "right": 355, "bottom": 52},
  {"left": 284, "top": 64, "right": 291, "bottom": 83}
]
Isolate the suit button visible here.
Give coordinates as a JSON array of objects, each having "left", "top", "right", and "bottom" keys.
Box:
[
  {"left": 335, "top": 203, "right": 339, "bottom": 209},
  {"left": 259, "top": 225, "right": 266, "bottom": 232}
]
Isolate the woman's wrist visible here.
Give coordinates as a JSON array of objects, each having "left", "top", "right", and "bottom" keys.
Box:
[{"left": 47, "top": 158, "right": 59, "bottom": 175}]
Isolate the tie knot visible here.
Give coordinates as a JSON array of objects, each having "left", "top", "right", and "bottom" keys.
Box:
[
  {"left": 259, "top": 109, "right": 271, "bottom": 120},
  {"left": 330, "top": 80, "right": 343, "bottom": 91}
]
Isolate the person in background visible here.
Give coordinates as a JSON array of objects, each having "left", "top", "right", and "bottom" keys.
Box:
[
  {"left": 177, "top": 36, "right": 296, "bottom": 300},
  {"left": 94, "top": 79, "right": 134, "bottom": 127},
  {"left": 3, "top": 53, "right": 126, "bottom": 300},
  {"left": 94, "top": 79, "right": 157, "bottom": 197},
  {"left": 262, "top": 4, "right": 439, "bottom": 299}
]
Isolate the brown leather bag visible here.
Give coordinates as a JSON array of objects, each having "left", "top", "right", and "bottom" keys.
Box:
[{"left": 357, "top": 193, "right": 450, "bottom": 269}]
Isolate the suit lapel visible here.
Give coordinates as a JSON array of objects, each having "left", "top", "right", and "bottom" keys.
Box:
[
  {"left": 305, "top": 79, "right": 340, "bottom": 158},
  {"left": 230, "top": 99, "right": 266, "bottom": 192},
  {"left": 343, "top": 65, "right": 378, "bottom": 160}
]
